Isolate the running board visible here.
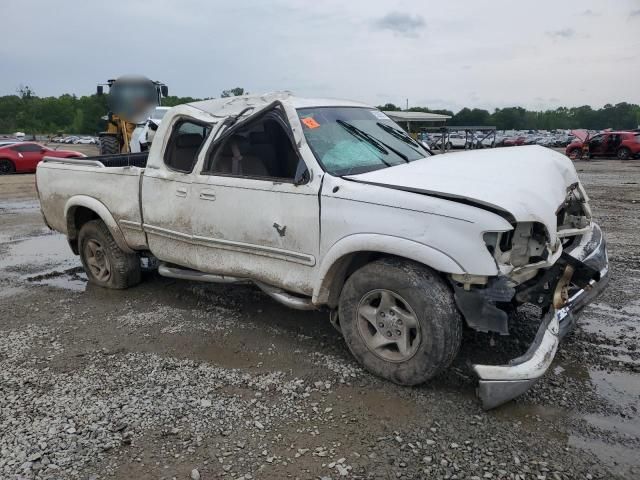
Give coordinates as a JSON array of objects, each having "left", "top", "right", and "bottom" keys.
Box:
[{"left": 158, "top": 263, "right": 317, "bottom": 311}]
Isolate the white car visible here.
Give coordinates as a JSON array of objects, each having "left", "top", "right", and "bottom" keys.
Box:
[
  {"left": 130, "top": 106, "right": 171, "bottom": 153},
  {"left": 36, "top": 92, "right": 609, "bottom": 409},
  {"left": 74, "top": 137, "right": 97, "bottom": 144},
  {"left": 431, "top": 132, "right": 468, "bottom": 150}
]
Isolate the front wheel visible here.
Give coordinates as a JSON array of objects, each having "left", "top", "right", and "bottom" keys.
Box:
[
  {"left": 617, "top": 147, "right": 631, "bottom": 160},
  {"left": 568, "top": 148, "right": 582, "bottom": 160},
  {"left": 78, "top": 219, "right": 141, "bottom": 289},
  {"left": 338, "top": 258, "right": 462, "bottom": 385}
]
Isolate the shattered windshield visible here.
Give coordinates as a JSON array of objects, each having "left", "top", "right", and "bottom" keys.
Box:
[{"left": 297, "top": 107, "right": 430, "bottom": 176}]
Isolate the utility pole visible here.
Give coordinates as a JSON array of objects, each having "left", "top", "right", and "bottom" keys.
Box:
[{"left": 406, "top": 98, "right": 409, "bottom": 110}]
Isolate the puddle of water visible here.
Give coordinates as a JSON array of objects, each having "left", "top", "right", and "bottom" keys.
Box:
[
  {"left": 0, "top": 199, "right": 40, "bottom": 214},
  {"left": 580, "top": 311, "right": 636, "bottom": 338},
  {"left": 579, "top": 413, "right": 640, "bottom": 437},
  {"left": 569, "top": 435, "right": 640, "bottom": 477},
  {"left": 0, "top": 233, "right": 79, "bottom": 275},
  {"left": 0, "top": 285, "right": 24, "bottom": 299},
  {"left": 589, "top": 369, "right": 640, "bottom": 406}
]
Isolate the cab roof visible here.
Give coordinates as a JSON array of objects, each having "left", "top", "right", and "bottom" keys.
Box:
[{"left": 187, "top": 91, "right": 372, "bottom": 118}]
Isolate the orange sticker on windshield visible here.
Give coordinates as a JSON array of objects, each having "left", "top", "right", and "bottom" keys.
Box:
[{"left": 302, "top": 117, "right": 320, "bottom": 129}]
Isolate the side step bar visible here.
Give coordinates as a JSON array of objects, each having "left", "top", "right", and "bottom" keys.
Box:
[{"left": 158, "top": 263, "right": 317, "bottom": 311}]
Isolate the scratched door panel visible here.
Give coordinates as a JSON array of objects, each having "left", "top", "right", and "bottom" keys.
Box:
[
  {"left": 141, "top": 169, "right": 201, "bottom": 270},
  {"left": 190, "top": 175, "right": 320, "bottom": 295}
]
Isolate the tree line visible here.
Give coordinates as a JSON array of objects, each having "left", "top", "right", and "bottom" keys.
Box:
[
  {"left": 1, "top": 85, "right": 638, "bottom": 135},
  {"left": 377, "top": 102, "right": 640, "bottom": 131}
]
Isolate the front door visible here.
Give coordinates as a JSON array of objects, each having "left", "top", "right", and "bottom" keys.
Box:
[
  {"left": 12, "top": 143, "right": 42, "bottom": 172},
  {"left": 191, "top": 108, "right": 320, "bottom": 295},
  {"left": 588, "top": 134, "right": 607, "bottom": 156}
]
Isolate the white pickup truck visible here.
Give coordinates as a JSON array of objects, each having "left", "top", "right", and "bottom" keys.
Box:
[{"left": 36, "top": 92, "right": 609, "bottom": 408}]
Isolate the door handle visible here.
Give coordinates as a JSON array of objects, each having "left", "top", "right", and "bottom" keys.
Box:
[
  {"left": 199, "top": 189, "right": 216, "bottom": 201},
  {"left": 175, "top": 187, "right": 188, "bottom": 197}
]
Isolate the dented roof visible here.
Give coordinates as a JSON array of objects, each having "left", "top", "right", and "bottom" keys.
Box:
[{"left": 187, "top": 91, "right": 371, "bottom": 117}]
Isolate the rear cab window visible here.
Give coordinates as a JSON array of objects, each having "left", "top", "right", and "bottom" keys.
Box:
[{"left": 164, "top": 120, "right": 211, "bottom": 173}]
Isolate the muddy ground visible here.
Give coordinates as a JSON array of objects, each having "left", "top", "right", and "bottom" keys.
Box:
[{"left": 0, "top": 157, "right": 639, "bottom": 480}]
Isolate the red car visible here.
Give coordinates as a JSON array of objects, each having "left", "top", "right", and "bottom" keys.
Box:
[
  {"left": 502, "top": 136, "right": 526, "bottom": 147},
  {"left": 566, "top": 131, "right": 640, "bottom": 160},
  {"left": 0, "top": 142, "right": 84, "bottom": 174}
]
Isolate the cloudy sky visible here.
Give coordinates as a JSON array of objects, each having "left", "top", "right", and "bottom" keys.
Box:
[{"left": 2, "top": 0, "right": 639, "bottom": 112}]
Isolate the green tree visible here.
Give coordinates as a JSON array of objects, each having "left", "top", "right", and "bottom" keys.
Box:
[
  {"left": 450, "top": 108, "right": 491, "bottom": 126},
  {"left": 376, "top": 103, "right": 401, "bottom": 111},
  {"left": 1, "top": 87, "right": 639, "bottom": 134},
  {"left": 220, "top": 87, "right": 245, "bottom": 98}
]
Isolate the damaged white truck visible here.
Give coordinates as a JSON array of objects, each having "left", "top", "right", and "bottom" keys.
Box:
[{"left": 36, "top": 92, "right": 609, "bottom": 408}]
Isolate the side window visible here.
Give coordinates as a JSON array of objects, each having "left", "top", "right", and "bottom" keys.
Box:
[
  {"left": 13, "top": 144, "right": 39, "bottom": 152},
  {"left": 164, "top": 120, "right": 211, "bottom": 173},
  {"left": 204, "top": 111, "right": 308, "bottom": 183},
  {"left": 589, "top": 135, "right": 603, "bottom": 147},
  {"left": 23, "top": 143, "right": 43, "bottom": 152}
]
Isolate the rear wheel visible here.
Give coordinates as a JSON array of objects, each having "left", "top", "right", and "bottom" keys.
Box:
[
  {"left": 0, "top": 159, "right": 15, "bottom": 174},
  {"left": 78, "top": 220, "right": 140, "bottom": 289},
  {"left": 99, "top": 136, "right": 120, "bottom": 155},
  {"left": 338, "top": 258, "right": 462, "bottom": 385},
  {"left": 617, "top": 147, "right": 631, "bottom": 160}
]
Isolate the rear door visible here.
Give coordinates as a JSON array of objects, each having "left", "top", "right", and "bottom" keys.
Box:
[
  {"left": 605, "top": 134, "right": 621, "bottom": 155},
  {"left": 141, "top": 118, "right": 212, "bottom": 270}
]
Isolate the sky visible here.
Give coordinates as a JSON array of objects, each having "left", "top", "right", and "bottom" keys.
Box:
[{"left": 1, "top": 0, "right": 639, "bottom": 113}]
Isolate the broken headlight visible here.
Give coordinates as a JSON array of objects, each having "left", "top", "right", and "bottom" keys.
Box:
[{"left": 484, "top": 222, "right": 552, "bottom": 268}]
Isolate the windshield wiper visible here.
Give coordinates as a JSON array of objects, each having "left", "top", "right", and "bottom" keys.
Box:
[
  {"left": 378, "top": 122, "right": 436, "bottom": 156},
  {"left": 336, "top": 120, "right": 409, "bottom": 162},
  {"left": 336, "top": 119, "right": 390, "bottom": 155},
  {"left": 376, "top": 122, "right": 425, "bottom": 152}
]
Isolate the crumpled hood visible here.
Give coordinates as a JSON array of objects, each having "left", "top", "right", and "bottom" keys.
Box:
[{"left": 347, "top": 145, "right": 579, "bottom": 241}]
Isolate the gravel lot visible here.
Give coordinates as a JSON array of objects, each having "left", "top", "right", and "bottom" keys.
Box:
[{"left": 1, "top": 155, "right": 639, "bottom": 479}]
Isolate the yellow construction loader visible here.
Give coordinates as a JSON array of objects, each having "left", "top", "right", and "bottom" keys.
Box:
[{"left": 96, "top": 76, "right": 168, "bottom": 155}]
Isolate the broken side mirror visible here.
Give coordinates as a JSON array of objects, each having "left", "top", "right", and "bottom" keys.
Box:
[{"left": 294, "top": 167, "right": 311, "bottom": 186}]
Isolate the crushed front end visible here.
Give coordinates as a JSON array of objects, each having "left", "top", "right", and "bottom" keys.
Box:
[{"left": 451, "top": 183, "right": 609, "bottom": 409}]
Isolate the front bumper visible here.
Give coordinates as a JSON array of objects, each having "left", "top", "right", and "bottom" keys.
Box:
[{"left": 473, "top": 222, "right": 609, "bottom": 409}]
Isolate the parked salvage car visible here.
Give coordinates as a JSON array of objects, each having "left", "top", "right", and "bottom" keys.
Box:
[
  {"left": 35, "top": 93, "right": 609, "bottom": 408},
  {"left": 0, "top": 142, "right": 84, "bottom": 174},
  {"left": 431, "top": 132, "right": 468, "bottom": 150},
  {"left": 566, "top": 131, "right": 640, "bottom": 160}
]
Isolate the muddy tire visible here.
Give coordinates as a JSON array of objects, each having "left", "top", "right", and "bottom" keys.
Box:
[
  {"left": 338, "top": 258, "right": 462, "bottom": 386},
  {"left": 78, "top": 220, "right": 140, "bottom": 289},
  {"left": 0, "top": 159, "right": 15, "bottom": 174},
  {"left": 617, "top": 147, "right": 631, "bottom": 160},
  {"left": 99, "top": 135, "right": 120, "bottom": 155}
]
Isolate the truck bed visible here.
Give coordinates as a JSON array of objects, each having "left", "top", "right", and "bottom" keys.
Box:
[
  {"left": 46, "top": 151, "right": 149, "bottom": 168},
  {"left": 36, "top": 152, "right": 149, "bottom": 252}
]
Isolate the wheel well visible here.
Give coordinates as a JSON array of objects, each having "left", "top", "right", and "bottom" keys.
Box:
[
  {"left": 324, "top": 252, "right": 404, "bottom": 308},
  {"left": 67, "top": 206, "right": 100, "bottom": 254},
  {"left": 324, "top": 251, "right": 455, "bottom": 308}
]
